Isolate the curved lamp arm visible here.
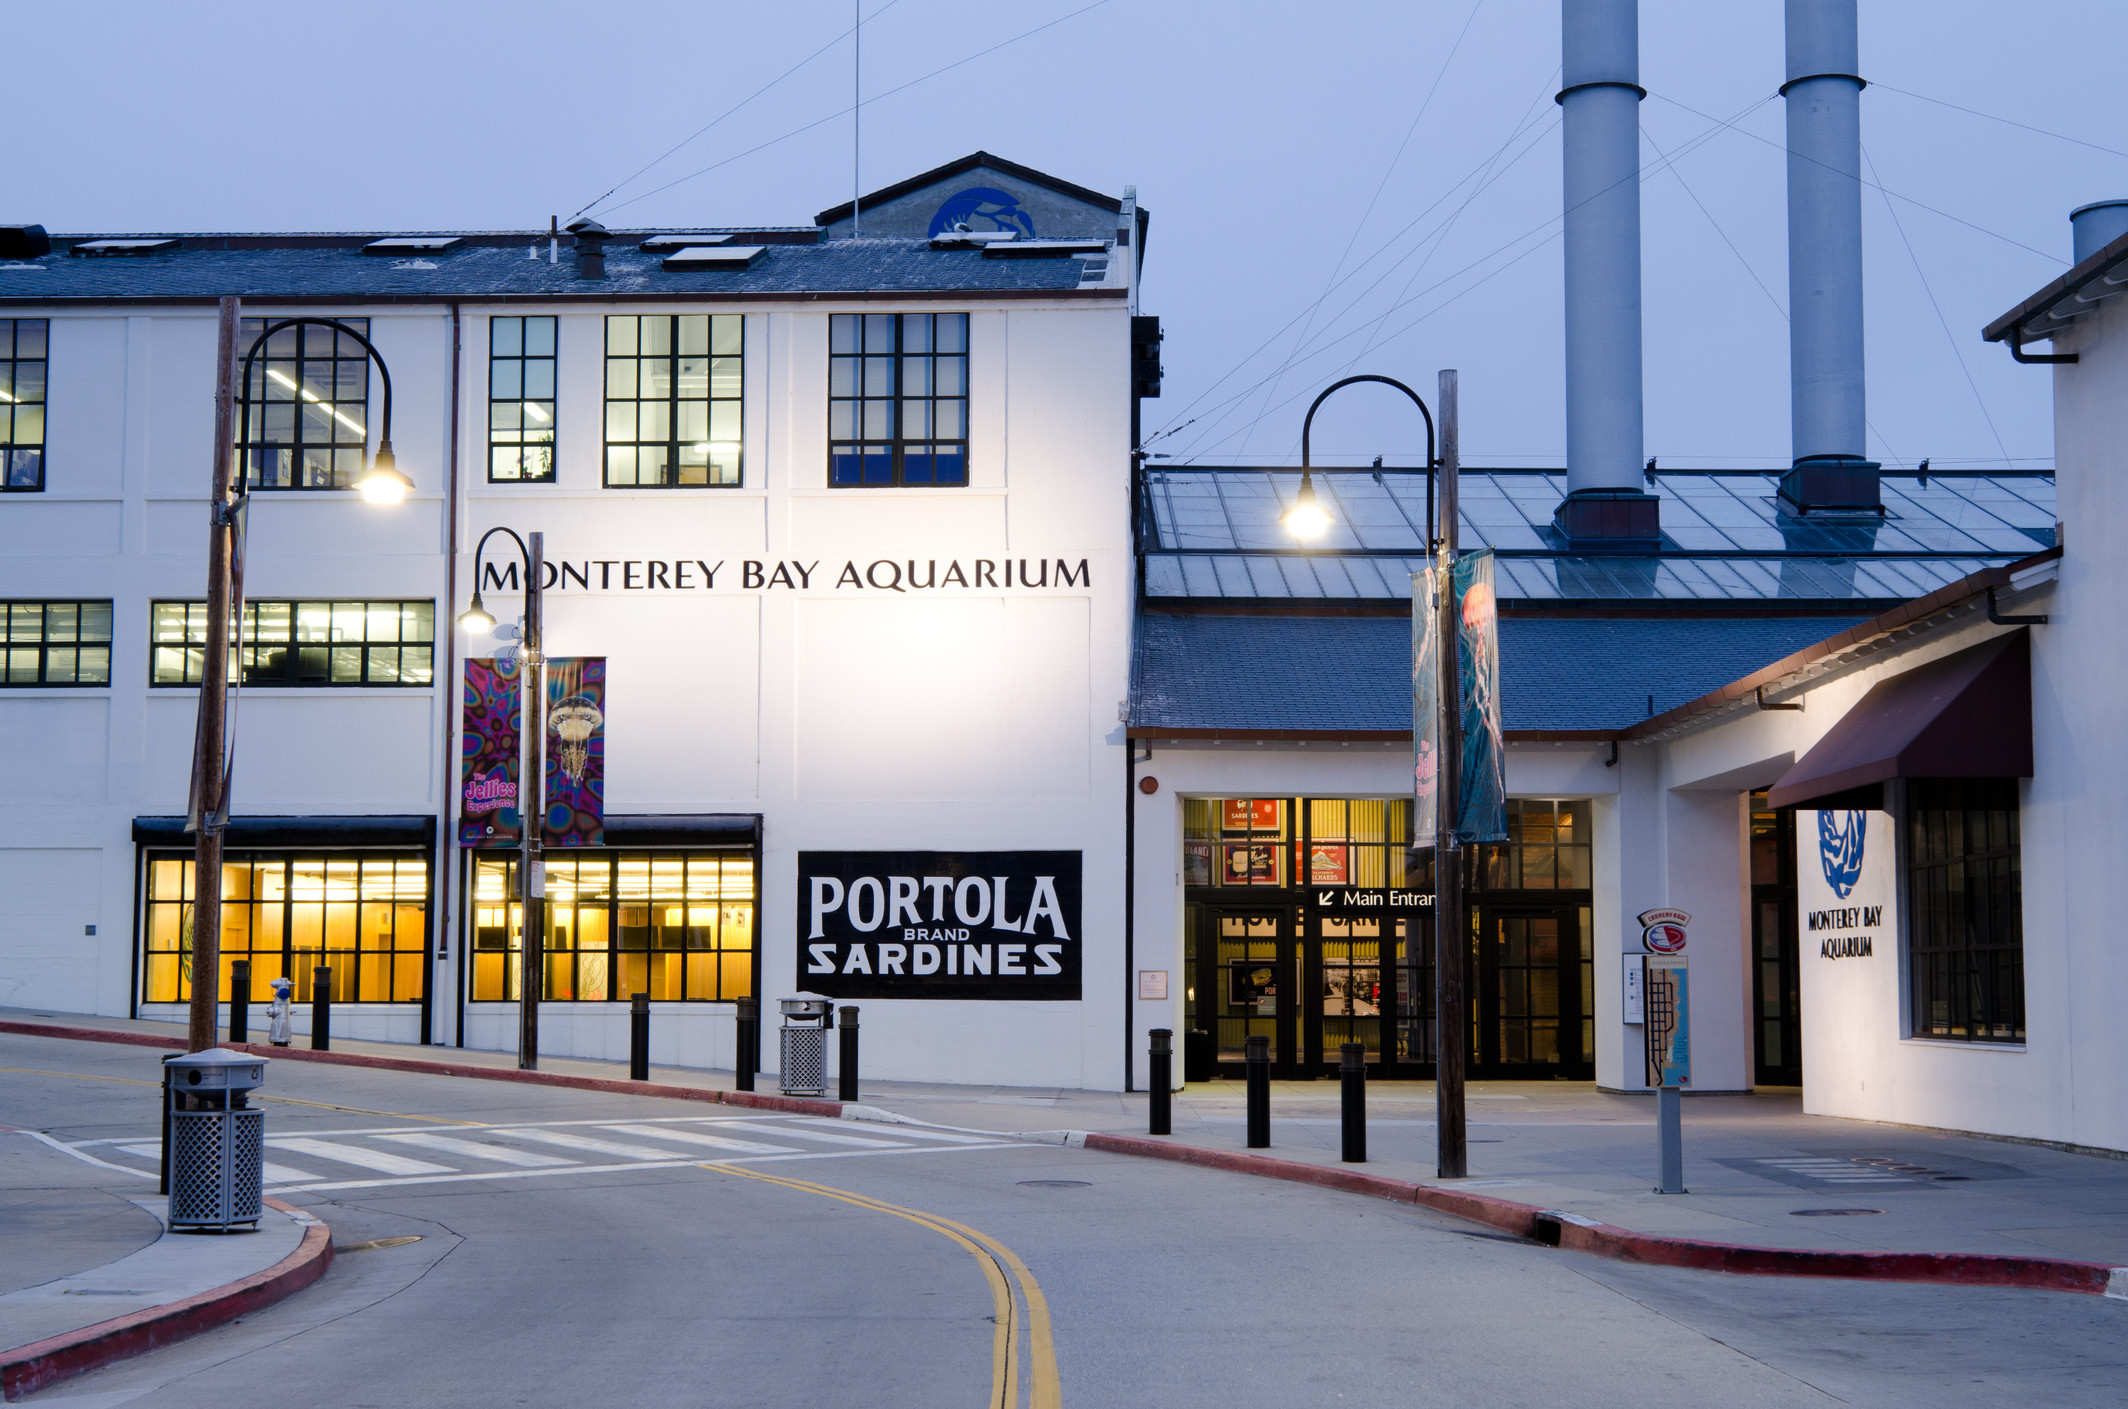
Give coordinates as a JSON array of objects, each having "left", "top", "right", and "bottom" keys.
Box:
[
  {"left": 461, "top": 525, "right": 532, "bottom": 632},
  {"left": 235, "top": 316, "right": 402, "bottom": 498},
  {"left": 1297, "top": 373, "right": 1441, "bottom": 548}
]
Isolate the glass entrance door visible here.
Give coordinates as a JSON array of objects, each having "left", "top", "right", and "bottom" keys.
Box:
[
  {"left": 1474, "top": 906, "right": 1587, "bottom": 1077},
  {"left": 1208, "top": 909, "right": 1294, "bottom": 1073},
  {"left": 1313, "top": 917, "right": 1385, "bottom": 1068}
]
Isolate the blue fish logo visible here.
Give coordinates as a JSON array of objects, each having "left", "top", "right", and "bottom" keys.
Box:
[
  {"left": 1818, "top": 810, "right": 1866, "bottom": 899},
  {"left": 928, "top": 187, "right": 1037, "bottom": 239}
]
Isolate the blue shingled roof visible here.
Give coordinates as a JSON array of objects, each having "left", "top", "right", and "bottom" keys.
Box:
[
  {"left": 1129, "top": 613, "right": 1865, "bottom": 733},
  {"left": 0, "top": 236, "right": 1100, "bottom": 302}
]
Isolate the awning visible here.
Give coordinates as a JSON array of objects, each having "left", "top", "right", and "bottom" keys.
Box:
[
  {"left": 601, "top": 815, "right": 761, "bottom": 846},
  {"left": 133, "top": 815, "right": 438, "bottom": 848},
  {"left": 1767, "top": 631, "right": 2031, "bottom": 810}
]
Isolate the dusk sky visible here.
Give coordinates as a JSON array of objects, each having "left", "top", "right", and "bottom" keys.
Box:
[{"left": 14, "top": 0, "right": 2123, "bottom": 470}]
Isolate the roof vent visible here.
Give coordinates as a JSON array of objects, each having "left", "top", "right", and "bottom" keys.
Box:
[
  {"left": 930, "top": 229, "right": 1018, "bottom": 249},
  {"left": 363, "top": 236, "right": 463, "bottom": 256},
  {"left": 70, "top": 238, "right": 179, "bottom": 257},
  {"left": 2070, "top": 200, "right": 2128, "bottom": 265},
  {"left": 661, "top": 244, "right": 765, "bottom": 272},
  {"left": 565, "top": 218, "right": 611, "bottom": 279},
  {"left": 0, "top": 225, "right": 51, "bottom": 259},
  {"left": 639, "top": 234, "right": 732, "bottom": 254}
]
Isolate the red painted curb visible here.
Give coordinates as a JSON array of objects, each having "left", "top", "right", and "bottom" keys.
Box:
[
  {"left": 1083, "top": 1133, "right": 2123, "bottom": 1296},
  {"left": 0, "top": 1198, "right": 332, "bottom": 1402}
]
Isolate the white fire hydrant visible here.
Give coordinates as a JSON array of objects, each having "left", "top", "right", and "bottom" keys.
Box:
[{"left": 268, "top": 975, "right": 293, "bottom": 1047}]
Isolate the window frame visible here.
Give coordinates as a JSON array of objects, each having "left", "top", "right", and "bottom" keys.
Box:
[
  {"left": 1, "top": 317, "right": 48, "bottom": 492},
  {"left": 488, "top": 315, "right": 558, "bottom": 483},
  {"left": 149, "top": 599, "right": 435, "bottom": 688},
  {"left": 1906, "top": 778, "right": 2026, "bottom": 1043},
  {"left": 3, "top": 599, "right": 112, "bottom": 686},
  {"left": 236, "top": 316, "right": 373, "bottom": 491},
  {"left": 828, "top": 311, "right": 970, "bottom": 487},
  {"left": 602, "top": 314, "right": 744, "bottom": 489}
]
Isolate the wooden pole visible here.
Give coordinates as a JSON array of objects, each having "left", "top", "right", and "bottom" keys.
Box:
[
  {"left": 518, "top": 533, "right": 545, "bottom": 1069},
  {"left": 1434, "top": 368, "right": 1467, "bottom": 1179},
  {"left": 186, "top": 297, "right": 240, "bottom": 1054}
]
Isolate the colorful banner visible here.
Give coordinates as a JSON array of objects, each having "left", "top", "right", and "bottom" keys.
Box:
[
  {"left": 1411, "top": 566, "right": 1441, "bottom": 840},
  {"left": 460, "top": 657, "right": 522, "bottom": 846},
  {"left": 542, "top": 657, "right": 605, "bottom": 848},
  {"left": 1453, "top": 549, "right": 1506, "bottom": 843}
]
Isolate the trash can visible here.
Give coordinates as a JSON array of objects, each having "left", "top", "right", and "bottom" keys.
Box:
[
  {"left": 166, "top": 1049, "right": 269, "bottom": 1232},
  {"left": 779, "top": 995, "right": 834, "bottom": 1097},
  {"left": 1184, "top": 1028, "right": 1215, "bottom": 1084}
]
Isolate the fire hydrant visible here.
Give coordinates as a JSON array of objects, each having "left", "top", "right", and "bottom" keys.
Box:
[{"left": 268, "top": 975, "right": 293, "bottom": 1047}]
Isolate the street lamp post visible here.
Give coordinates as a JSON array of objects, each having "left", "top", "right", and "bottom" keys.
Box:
[
  {"left": 459, "top": 527, "right": 547, "bottom": 1070},
  {"left": 185, "top": 298, "right": 409, "bottom": 1055},
  {"left": 1283, "top": 373, "right": 1469, "bottom": 1179}
]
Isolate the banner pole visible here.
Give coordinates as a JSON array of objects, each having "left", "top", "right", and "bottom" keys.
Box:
[
  {"left": 519, "top": 533, "right": 545, "bottom": 1070},
  {"left": 1435, "top": 369, "right": 1468, "bottom": 1180}
]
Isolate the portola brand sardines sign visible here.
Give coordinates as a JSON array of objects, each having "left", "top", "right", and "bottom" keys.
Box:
[{"left": 799, "top": 851, "right": 1081, "bottom": 1001}]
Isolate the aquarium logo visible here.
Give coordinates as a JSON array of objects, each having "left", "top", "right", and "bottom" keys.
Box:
[{"left": 1818, "top": 810, "right": 1867, "bottom": 899}]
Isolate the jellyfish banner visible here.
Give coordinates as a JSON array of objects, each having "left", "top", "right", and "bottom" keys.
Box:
[
  {"left": 1452, "top": 550, "right": 1507, "bottom": 843},
  {"left": 542, "top": 657, "right": 605, "bottom": 848},
  {"left": 1411, "top": 566, "right": 1442, "bottom": 841}
]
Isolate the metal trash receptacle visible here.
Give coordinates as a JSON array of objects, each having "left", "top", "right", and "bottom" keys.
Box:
[
  {"left": 166, "top": 1049, "right": 269, "bottom": 1232},
  {"left": 779, "top": 995, "right": 834, "bottom": 1097}
]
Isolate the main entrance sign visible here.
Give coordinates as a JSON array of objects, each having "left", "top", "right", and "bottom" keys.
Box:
[
  {"left": 1309, "top": 887, "right": 1431, "bottom": 916},
  {"left": 799, "top": 851, "right": 1081, "bottom": 1001}
]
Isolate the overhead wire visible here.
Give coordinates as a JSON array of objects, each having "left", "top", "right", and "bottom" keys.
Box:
[{"left": 1869, "top": 82, "right": 2128, "bottom": 165}]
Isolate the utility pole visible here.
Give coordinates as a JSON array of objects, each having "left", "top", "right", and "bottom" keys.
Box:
[
  {"left": 1434, "top": 368, "right": 1468, "bottom": 1179},
  {"left": 186, "top": 297, "right": 241, "bottom": 1054},
  {"left": 518, "top": 532, "right": 546, "bottom": 1070}
]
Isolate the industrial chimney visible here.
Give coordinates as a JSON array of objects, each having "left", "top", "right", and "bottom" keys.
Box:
[
  {"left": 1780, "top": 0, "right": 1877, "bottom": 514},
  {"left": 1554, "top": 0, "right": 1661, "bottom": 548}
]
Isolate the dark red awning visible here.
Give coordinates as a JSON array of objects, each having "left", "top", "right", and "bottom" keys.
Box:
[{"left": 1766, "top": 631, "right": 2031, "bottom": 810}]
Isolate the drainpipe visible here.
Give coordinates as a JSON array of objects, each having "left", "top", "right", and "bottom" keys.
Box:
[
  {"left": 1554, "top": 0, "right": 1660, "bottom": 548},
  {"left": 442, "top": 302, "right": 462, "bottom": 1047},
  {"left": 1780, "top": 0, "right": 1878, "bottom": 514}
]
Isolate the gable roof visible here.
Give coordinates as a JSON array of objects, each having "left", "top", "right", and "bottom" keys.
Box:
[{"left": 817, "top": 150, "right": 1123, "bottom": 225}]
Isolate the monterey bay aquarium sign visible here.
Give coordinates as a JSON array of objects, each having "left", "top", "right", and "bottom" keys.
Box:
[{"left": 801, "top": 852, "right": 1082, "bottom": 1001}]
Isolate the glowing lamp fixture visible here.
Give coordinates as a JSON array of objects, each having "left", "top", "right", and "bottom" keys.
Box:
[
  {"left": 1281, "top": 472, "right": 1332, "bottom": 539},
  {"left": 458, "top": 593, "right": 497, "bottom": 634},
  {"left": 355, "top": 441, "right": 415, "bottom": 504}
]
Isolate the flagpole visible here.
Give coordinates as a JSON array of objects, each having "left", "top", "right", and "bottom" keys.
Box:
[{"left": 1434, "top": 369, "right": 1468, "bottom": 1179}]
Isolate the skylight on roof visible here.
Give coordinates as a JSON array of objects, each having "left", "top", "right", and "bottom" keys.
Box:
[
  {"left": 362, "top": 236, "right": 463, "bottom": 255},
  {"left": 662, "top": 245, "right": 765, "bottom": 271},
  {"left": 639, "top": 234, "right": 732, "bottom": 253},
  {"left": 930, "top": 230, "right": 1019, "bottom": 249},
  {"left": 983, "top": 239, "right": 1109, "bottom": 259},
  {"left": 70, "top": 239, "right": 179, "bottom": 257}
]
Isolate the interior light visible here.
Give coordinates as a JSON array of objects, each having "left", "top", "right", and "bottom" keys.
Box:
[
  {"left": 524, "top": 402, "right": 551, "bottom": 422},
  {"left": 0, "top": 389, "right": 15, "bottom": 403},
  {"left": 267, "top": 367, "right": 367, "bottom": 436},
  {"left": 1281, "top": 473, "right": 1332, "bottom": 539},
  {"left": 691, "top": 441, "right": 743, "bottom": 453},
  {"left": 458, "top": 594, "right": 497, "bottom": 634}
]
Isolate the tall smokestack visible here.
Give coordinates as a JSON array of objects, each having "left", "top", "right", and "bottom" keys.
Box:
[
  {"left": 1555, "top": 0, "right": 1660, "bottom": 548},
  {"left": 1781, "top": 0, "right": 1877, "bottom": 514}
]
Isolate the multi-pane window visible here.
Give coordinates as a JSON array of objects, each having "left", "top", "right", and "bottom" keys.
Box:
[
  {"left": 604, "top": 314, "right": 742, "bottom": 487},
  {"left": 150, "top": 600, "right": 434, "bottom": 687},
  {"left": 237, "top": 317, "right": 372, "bottom": 489},
  {"left": 1908, "top": 779, "right": 2025, "bottom": 1042},
  {"left": 1, "top": 318, "right": 48, "bottom": 490},
  {"left": 142, "top": 852, "right": 429, "bottom": 1005},
  {"left": 4, "top": 601, "right": 111, "bottom": 685},
  {"left": 829, "top": 312, "right": 968, "bottom": 485},
  {"left": 490, "top": 316, "right": 557, "bottom": 482},
  {"left": 469, "top": 851, "right": 757, "bottom": 1002},
  {"left": 1474, "top": 799, "right": 1592, "bottom": 890}
]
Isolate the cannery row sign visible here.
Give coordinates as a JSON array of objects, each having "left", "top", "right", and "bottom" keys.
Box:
[
  {"left": 476, "top": 557, "right": 1092, "bottom": 595},
  {"left": 799, "top": 851, "right": 1081, "bottom": 1001}
]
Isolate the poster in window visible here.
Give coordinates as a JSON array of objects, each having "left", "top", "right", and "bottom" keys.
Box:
[
  {"left": 1229, "top": 963, "right": 1277, "bottom": 1010},
  {"left": 1183, "top": 843, "right": 1212, "bottom": 888},
  {"left": 1223, "top": 843, "right": 1279, "bottom": 886},
  {"left": 1222, "top": 799, "right": 1281, "bottom": 833},
  {"left": 1308, "top": 844, "right": 1349, "bottom": 885}
]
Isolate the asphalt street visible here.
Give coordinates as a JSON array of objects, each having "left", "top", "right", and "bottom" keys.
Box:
[{"left": 5, "top": 1033, "right": 2126, "bottom": 1407}]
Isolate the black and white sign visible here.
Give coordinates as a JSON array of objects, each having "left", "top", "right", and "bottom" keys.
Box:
[
  {"left": 1308, "top": 887, "right": 1432, "bottom": 916},
  {"left": 798, "top": 851, "right": 1082, "bottom": 1001}
]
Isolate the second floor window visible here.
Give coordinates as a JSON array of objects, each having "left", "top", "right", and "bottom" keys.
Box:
[
  {"left": 490, "top": 316, "right": 557, "bottom": 482},
  {"left": 830, "top": 313, "right": 968, "bottom": 486},
  {"left": 239, "top": 317, "right": 371, "bottom": 490},
  {"left": 5, "top": 600, "right": 111, "bottom": 685},
  {"left": 604, "top": 314, "right": 742, "bottom": 488},
  {"left": 151, "top": 599, "right": 434, "bottom": 687},
  {"left": 1, "top": 318, "right": 48, "bottom": 491}
]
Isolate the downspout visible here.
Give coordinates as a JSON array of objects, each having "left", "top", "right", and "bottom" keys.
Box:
[
  {"left": 441, "top": 302, "right": 463, "bottom": 1047},
  {"left": 1124, "top": 736, "right": 1136, "bottom": 1093}
]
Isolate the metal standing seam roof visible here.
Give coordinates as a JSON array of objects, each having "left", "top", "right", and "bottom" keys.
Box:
[
  {"left": 1141, "top": 468, "right": 2056, "bottom": 604},
  {"left": 0, "top": 234, "right": 1114, "bottom": 303},
  {"left": 1127, "top": 613, "right": 1868, "bottom": 735}
]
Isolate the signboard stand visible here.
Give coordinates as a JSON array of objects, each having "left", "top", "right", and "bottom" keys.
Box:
[{"left": 1644, "top": 950, "right": 1690, "bottom": 1194}]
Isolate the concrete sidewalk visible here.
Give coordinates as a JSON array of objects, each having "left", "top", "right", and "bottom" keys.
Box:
[{"left": 12, "top": 1006, "right": 2128, "bottom": 1268}]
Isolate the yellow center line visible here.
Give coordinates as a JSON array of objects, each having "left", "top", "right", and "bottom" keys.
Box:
[
  {"left": 711, "top": 1164, "right": 1060, "bottom": 1409},
  {"left": 0, "top": 1066, "right": 480, "bottom": 1124}
]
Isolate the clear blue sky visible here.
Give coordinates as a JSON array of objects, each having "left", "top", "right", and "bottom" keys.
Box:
[{"left": 12, "top": 0, "right": 2120, "bottom": 471}]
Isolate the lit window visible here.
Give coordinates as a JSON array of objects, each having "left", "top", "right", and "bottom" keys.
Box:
[
  {"left": 489, "top": 316, "right": 557, "bottom": 482},
  {"left": 237, "top": 317, "right": 372, "bottom": 490},
  {"left": 1, "top": 318, "right": 48, "bottom": 491},
  {"left": 150, "top": 599, "right": 433, "bottom": 686},
  {"left": 603, "top": 314, "right": 742, "bottom": 487},
  {"left": 829, "top": 312, "right": 968, "bottom": 486},
  {"left": 3, "top": 600, "right": 111, "bottom": 685}
]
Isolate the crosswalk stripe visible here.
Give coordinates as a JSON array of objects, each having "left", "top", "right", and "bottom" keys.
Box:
[
  {"left": 796, "top": 1120, "right": 1000, "bottom": 1146},
  {"left": 377, "top": 1132, "right": 578, "bottom": 1167},
  {"left": 601, "top": 1124, "right": 801, "bottom": 1155},
  {"left": 710, "top": 1121, "right": 923, "bottom": 1150},
  {"left": 117, "top": 1142, "right": 324, "bottom": 1184},
  {"left": 265, "top": 1137, "right": 455, "bottom": 1176},
  {"left": 489, "top": 1128, "right": 687, "bottom": 1160}
]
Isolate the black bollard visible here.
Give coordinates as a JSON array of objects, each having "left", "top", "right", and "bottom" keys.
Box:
[
  {"left": 229, "top": 959, "right": 250, "bottom": 1045},
  {"left": 1340, "top": 1042, "right": 1367, "bottom": 1163},
  {"left": 630, "top": 992, "right": 650, "bottom": 1081},
  {"left": 735, "top": 998, "right": 758, "bottom": 1093},
  {"left": 838, "top": 1006, "right": 860, "bottom": 1102},
  {"left": 1148, "top": 1029, "right": 1173, "bottom": 1135},
  {"left": 311, "top": 965, "right": 332, "bottom": 1052},
  {"left": 1245, "top": 1034, "right": 1270, "bottom": 1148}
]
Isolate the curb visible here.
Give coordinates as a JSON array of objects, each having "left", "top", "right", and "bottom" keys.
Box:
[
  {"left": 0, "top": 1198, "right": 332, "bottom": 1402},
  {"left": 12, "top": 1019, "right": 2125, "bottom": 1299},
  {"left": 1079, "top": 1133, "right": 2128, "bottom": 1298}
]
